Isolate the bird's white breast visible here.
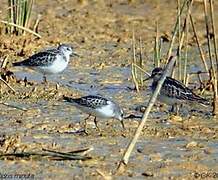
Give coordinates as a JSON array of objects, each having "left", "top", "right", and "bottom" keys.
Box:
[
  {"left": 38, "top": 54, "right": 69, "bottom": 74},
  {"left": 158, "top": 94, "right": 183, "bottom": 105},
  {"left": 77, "top": 104, "right": 114, "bottom": 119},
  {"left": 95, "top": 104, "right": 114, "bottom": 118}
]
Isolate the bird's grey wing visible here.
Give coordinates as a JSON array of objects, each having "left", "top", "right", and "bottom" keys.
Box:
[
  {"left": 78, "top": 96, "right": 108, "bottom": 109},
  {"left": 19, "top": 49, "right": 59, "bottom": 66},
  {"left": 162, "top": 77, "right": 209, "bottom": 105},
  {"left": 162, "top": 77, "right": 195, "bottom": 101}
]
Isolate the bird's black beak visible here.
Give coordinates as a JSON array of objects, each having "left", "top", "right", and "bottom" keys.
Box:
[
  {"left": 144, "top": 75, "right": 153, "bottom": 82},
  {"left": 71, "top": 52, "right": 80, "bottom": 57}
]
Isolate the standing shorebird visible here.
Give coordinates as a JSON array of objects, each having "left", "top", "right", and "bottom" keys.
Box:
[
  {"left": 146, "top": 67, "right": 210, "bottom": 113},
  {"left": 63, "top": 95, "right": 124, "bottom": 131},
  {"left": 13, "top": 44, "right": 78, "bottom": 82}
]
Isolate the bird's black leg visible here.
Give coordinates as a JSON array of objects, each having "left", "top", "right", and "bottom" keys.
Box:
[
  {"left": 175, "top": 104, "right": 180, "bottom": 115},
  {"left": 55, "top": 83, "right": 60, "bottom": 91},
  {"left": 170, "top": 104, "right": 180, "bottom": 115},
  {"left": 24, "top": 77, "right": 28, "bottom": 87},
  {"left": 42, "top": 75, "right": 49, "bottom": 91},
  {"left": 43, "top": 75, "right": 47, "bottom": 84},
  {"left": 170, "top": 105, "right": 175, "bottom": 113},
  {"left": 84, "top": 114, "right": 91, "bottom": 126},
  {"left": 93, "top": 117, "right": 100, "bottom": 131},
  {"left": 120, "top": 119, "right": 125, "bottom": 129},
  {"left": 83, "top": 114, "right": 91, "bottom": 133}
]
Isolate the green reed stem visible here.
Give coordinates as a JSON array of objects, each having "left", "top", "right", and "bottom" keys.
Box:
[{"left": 6, "top": 0, "right": 34, "bottom": 35}]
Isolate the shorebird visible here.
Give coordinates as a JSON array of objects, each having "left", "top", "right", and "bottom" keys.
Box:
[
  {"left": 146, "top": 67, "right": 210, "bottom": 113},
  {"left": 13, "top": 44, "right": 78, "bottom": 82},
  {"left": 63, "top": 95, "right": 124, "bottom": 131}
]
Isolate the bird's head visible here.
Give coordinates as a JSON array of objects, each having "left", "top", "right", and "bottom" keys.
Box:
[
  {"left": 58, "top": 44, "right": 79, "bottom": 57},
  {"left": 115, "top": 108, "right": 125, "bottom": 129},
  {"left": 145, "top": 67, "right": 164, "bottom": 82}
]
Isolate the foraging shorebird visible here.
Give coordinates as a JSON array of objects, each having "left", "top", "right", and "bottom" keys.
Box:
[
  {"left": 13, "top": 44, "right": 78, "bottom": 82},
  {"left": 146, "top": 67, "right": 210, "bottom": 112},
  {"left": 63, "top": 95, "right": 124, "bottom": 131}
]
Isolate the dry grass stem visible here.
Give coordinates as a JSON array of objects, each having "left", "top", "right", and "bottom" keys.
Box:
[
  {"left": 139, "top": 37, "right": 143, "bottom": 85},
  {"left": 189, "top": 14, "right": 209, "bottom": 73},
  {"left": 209, "top": 0, "right": 218, "bottom": 112},
  {"left": 166, "top": 0, "right": 188, "bottom": 60},
  {"left": 0, "top": 77, "right": 16, "bottom": 93},
  {"left": 131, "top": 29, "right": 139, "bottom": 91},
  {"left": 154, "top": 20, "right": 160, "bottom": 67},
  {"left": 203, "top": 0, "right": 218, "bottom": 114},
  {"left": 1, "top": 20, "right": 41, "bottom": 38},
  {"left": 132, "top": 63, "right": 150, "bottom": 77},
  {"left": 116, "top": 55, "right": 177, "bottom": 174},
  {"left": 0, "top": 101, "right": 27, "bottom": 111}
]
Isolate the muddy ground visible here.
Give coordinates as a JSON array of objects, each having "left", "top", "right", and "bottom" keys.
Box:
[{"left": 0, "top": 0, "right": 218, "bottom": 179}]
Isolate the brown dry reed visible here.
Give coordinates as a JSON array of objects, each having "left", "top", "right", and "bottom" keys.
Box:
[{"left": 131, "top": 0, "right": 218, "bottom": 115}]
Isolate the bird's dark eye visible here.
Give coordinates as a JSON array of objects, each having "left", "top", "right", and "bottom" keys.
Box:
[{"left": 153, "top": 72, "right": 158, "bottom": 76}]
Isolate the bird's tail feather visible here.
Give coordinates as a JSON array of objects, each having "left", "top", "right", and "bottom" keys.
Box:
[
  {"left": 13, "top": 61, "right": 24, "bottom": 66},
  {"left": 63, "top": 96, "right": 75, "bottom": 103},
  {"left": 192, "top": 94, "right": 210, "bottom": 106},
  {"left": 198, "top": 98, "right": 210, "bottom": 106}
]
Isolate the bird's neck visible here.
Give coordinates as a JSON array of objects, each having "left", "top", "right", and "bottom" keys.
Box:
[
  {"left": 61, "top": 52, "right": 70, "bottom": 62},
  {"left": 151, "top": 77, "right": 164, "bottom": 91},
  {"left": 152, "top": 80, "right": 158, "bottom": 90}
]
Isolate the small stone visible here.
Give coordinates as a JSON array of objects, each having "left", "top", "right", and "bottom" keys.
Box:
[
  {"left": 142, "top": 171, "right": 154, "bottom": 177},
  {"left": 169, "top": 115, "right": 183, "bottom": 122},
  {"left": 149, "top": 153, "right": 162, "bottom": 161},
  {"left": 186, "top": 141, "right": 198, "bottom": 149},
  {"left": 201, "top": 127, "right": 213, "bottom": 134}
]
